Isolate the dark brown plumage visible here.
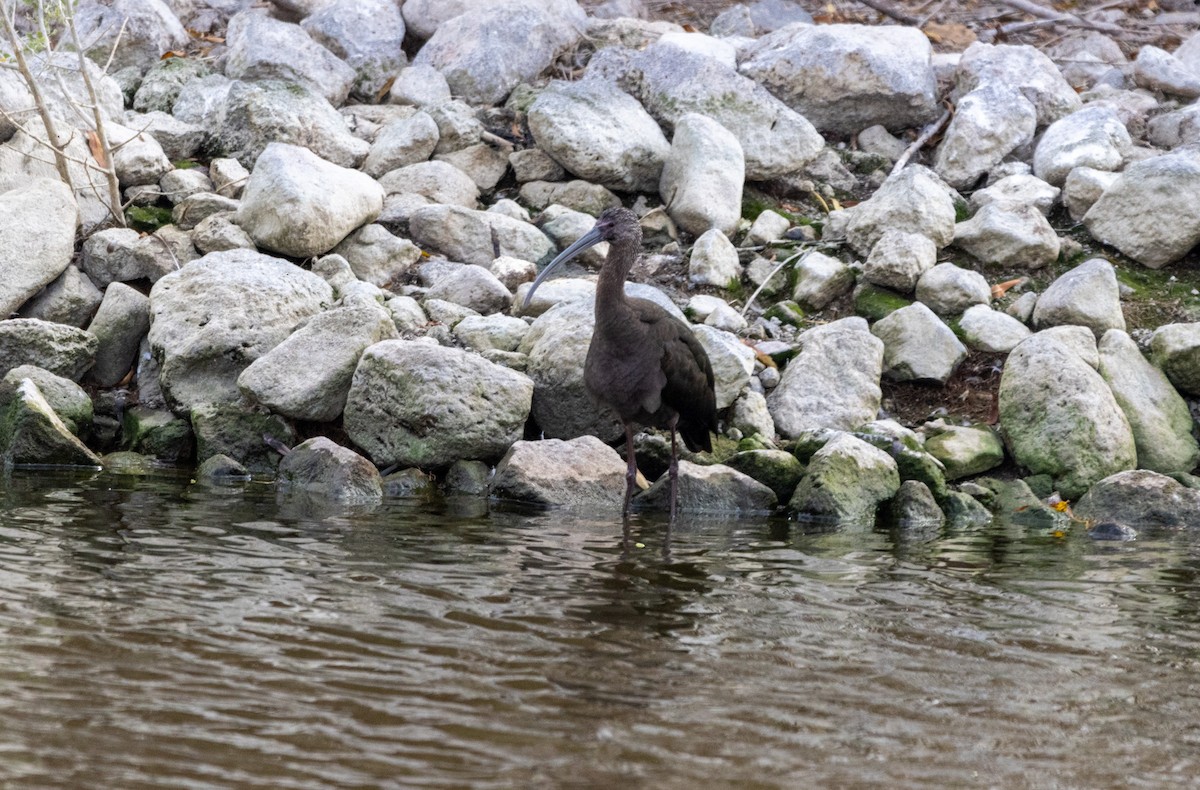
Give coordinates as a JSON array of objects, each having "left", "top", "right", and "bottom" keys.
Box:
[{"left": 524, "top": 207, "right": 718, "bottom": 517}]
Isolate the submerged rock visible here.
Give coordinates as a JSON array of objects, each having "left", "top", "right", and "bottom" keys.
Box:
[
  {"left": 637, "top": 459, "right": 777, "bottom": 514},
  {"left": 276, "top": 437, "right": 383, "bottom": 503}
]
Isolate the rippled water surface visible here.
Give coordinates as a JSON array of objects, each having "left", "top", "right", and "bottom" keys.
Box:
[{"left": 2, "top": 470, "right": 1200, "bottom": 788}]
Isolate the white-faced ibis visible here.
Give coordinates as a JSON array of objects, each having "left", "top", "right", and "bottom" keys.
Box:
[{"left": 523, "top": 207, "right": 718, "bottom": 518}]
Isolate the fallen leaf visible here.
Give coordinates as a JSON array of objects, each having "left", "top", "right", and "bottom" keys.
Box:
[
  {"left": 923, "top": 21, "right": 977, "bottom": 49},
  {"left": 991, "top": 277, "right": 1027, "bottom": 299},
  {"left": 86, "top": 130, "right": 107, "bottom": 167}
]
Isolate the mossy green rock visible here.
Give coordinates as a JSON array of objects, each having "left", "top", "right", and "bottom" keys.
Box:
[
  {"left": 721, "top": 450, "right": 806, "bottom": 504},
  {"left": 191, "top": 403, "right": 296, "bottom": 474},
  {"left": 0, "top": 365, "right": 93, "bottom": 438},
  {"left": 0, "top": 379, "right": 101, "bottom": 467},
  {"left": 943, "top": 490, "right": 992, "bottom": 527},
  {"left": 123, "top": 405, "right": 194, "bottom": 464},
  {"left": 923, "top": 424, "right": 1006, "bottom": 481},
  {"left": 764, "top": 300, "right": 805, "bottom": 326},
  {"left": 853, "top": 282, "right": 911, "bottom": 322},
  {"left": 789, "top": 432, "right": 900, "bottom": 523}
]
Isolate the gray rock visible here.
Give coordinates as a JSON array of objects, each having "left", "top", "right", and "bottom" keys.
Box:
[
  {"left": 729, "top": 389, "right": 776, "bottom": 440},
  {"left": 196, "top": 453, "right": 251, "bottom": 482},
  {"left": 657, "top": 30, "right": 737, "bottom": 68},
  {"left": 408, "top": 204, "right": 554, "bottom": 265},
  {"left": 108, "top": 123, "right": 173, "bottom": 188},
  {"left": 453, "top": 314, "right": 530, "bottom": 352},
  {"left": 0, "top": 319, "right": 97, "bottom": 381},
  {"left": 540, "top": 206, "right": 609, "bottom": 268},
  {"left": 791, "top": 250, "right": 854, "bottom": 311},
  {"left": 1147, "top": 103, "right": 1200, "bottom": 149},
  {"left": 519, "top": 298, "right": 621, "bottom": 441},
  {"left": 424, "top": 265, "right": 513, "bottom": 314},
  {"left": 331, "top": 224, "right": 421, "bottom": 288},
  {"left": 721, "top": 449, "right": 803, "bottom": 502},
  {"left": 916, "top": 263, "right": 990, "bottom": 315},
  {"left": 692, "top": 324, "right": 754, "bottom": 410},
  {"left": 659, "top": 113, "right": 743, "bottom": 236},
  {"left": 872, "top": 302, "right": 966, "bottom": 384},
  {"left": 1099, "top": 329, "right": 1199, "bottom": 475},
  {"left": 528, "top": 79, "right": 669, "bottom": 193},
  {"left": 1031, "top": 257, "right": 1124, "bottom": 336},
  {"left": 120, "top": 405, "right": 192, "bottom": 463},
  {"left": 388, "top": 64, "right": 452, "bottom": 107},
  {"left": 213, "top": 79, "right": 369, "bottom": 170},
  {"left": 192, "top": 214, "right": 256, "bottom": 254},
  {"left": 80, "top": 227, "right": 193, "bottom": 287},
  {"left": 958, "top": 304, "right": 1031, "bottom": 353},
  {"left": 510, "top": 148, "right": 566, "bottom": 183},
  {"left": 688, "top": 229, "right": 740, "bottom": 288},
  {"left": 386, "top": 295, "right": 429, "bottom": 333},
  {"left": 490, "top": 435, "right": 626, "bottom": 509},
  {"left": 933, "top": 83, "right": 1037, "bottom": 190},
  {"left": 225, "top": 11, "right": 356, "bottom": 106},
  {"left": 443, "top": 459, "right": 490, "bottom": 495},
  {"left": 236, "top": 142, "right": 384, "bottom": 257},
  {"left": 129, "top": 110, "right": 205, "bottom": 162},
  {"left": 789, "top": 432, "right": 900, "bottom": 523},
  {"left": 739, "top": 22, "right": 938, "bottom": 135},
  {"left": 768, "top": 317, "right": 883, "bottom": 437},
  {"left": 344, "top": 338, "right": 534, "bottom": 467},
  {"left": 18, "top": 266, "right": 103, "bottom": 329},
  {"left": 620, "top": 42, "right": 823, "bottom": 180},
  {"left": 0, "top": 365, "right": 93, "bottom": 438},
  {"left": 237, "top": 304, "right": 398, "bottom": 422},
  {"left": 402, "top": 0, "right": 586, "bottom": 39},
  {"left": 379, "top": 160, "right": 479, "bottom": 208},
  {"left": 0, "top": 119, "right": 107, "bottom": 235},
  {"left": 190, "top": 403, "right": 296, "bottom": 474},
  {"left": 412, "top": 1, "right": 584, "bottom": 105},
  {"left": 422, "top": 298, "right": 478, "bottom": 328},
  {"left": 1074, "top": 469, "right": 1200, "bottom": 528},
  {"left": 953, "top": 42, "right": 1081, "bottom": 126},
  {"left": 518, "top": 180, "right": 622, "bottom": 215},
  {"left": 161, "top": 170, "right": 215, "bottom": 206},
  {"left": 276, "top": 436, "right": 383, "bottom": 502},
  {"left": 1083, "top": 148, "right": 1200, "bottom": 268},
  {"left": 87, "top": 283, "right": 150, "bottom": 388},
  {"left": 0, "top": 379, "right": 101, "bottom": 467},
  {"left": 745, "top": 210, "right": 791, "bottom": 246},
  {"left": 1132, "top": 45, "right": 1200, "bottom": 99},
  {"left": 148, "top": 250, "right": 333, "bottom": 409},
  {"left": 132, "top": 56, "right": 212, "bottom": 114},
  {"left": 0, "top": 178, "right": 78, "bottom": 319},
  {"left": 426, "top": 100, "right": 483, "bottom": 155},
  {"left": 845, "top": 165, "right": 956, "bottom": 256},
  {"left": 953, "top": 203, "right": 1060, "bottom": 269},
  {"left": 300, "top": 0, "right": 407, "bottom": 102},
  {"left": 1048, "top": 31, "right": 1127, "bottom": 91},
  {"left": 1032, "top": 105, "right": 1132, "bottom": 187},
  {"left": 1151, "top": 322, "right": 1200, "bottom": 395},
  {"left": 172, "top": 192, "right": 237, "bottom": 229},
  {"left": 75, "top": 0, "right": 188, "bottom": 74},
  {"left": 923, "top": 423, "right": 1005, "bottom": 480},
  {"left": 998, "top": 330, "right": 1136, "bottom": 499},
  {"left": 638, "top": 460, "right": 777, "bottom": 513},
  {"left": 1062, "top": 166, "right": 1119, "bottom": 222},
  {"left": 863, "top": 230, "right": 935, "bottom": 293},
  {"left": 363, "top": 111, "right": 439, "bottom": 178},
  {"left": 489, "top": 256, "right": 537, "bottom": 292},
  {"left": 888, "top": 480, "right": 945, "bottom": 527},
  {"left": 436, "top": 143, "right": 511, "bottom": 193},
  {"left": 23, "top": 51, "right": 125, "bottom": 127},
  {"left": 969, "top": 173, "right": 1060, "bottom": 216}
]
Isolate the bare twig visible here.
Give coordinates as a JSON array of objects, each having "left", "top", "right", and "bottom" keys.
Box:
[
  {"left": 0, "top": 1, "right": 73, "bottom": 186},
  {"left": 740, "top": 247, "right": 809, "bottom": 319},
  {"left": 890, "top": 107, "right": 951, "bottom": 176},
  {"left": 855, "top": 0, "right": 920, "bottom": 26},
  {"left": 994, "top": 0, "right": 1125, "bottom": 35},
  {"left": 59, "top": 0, "right": 125, "bottom": 226}
]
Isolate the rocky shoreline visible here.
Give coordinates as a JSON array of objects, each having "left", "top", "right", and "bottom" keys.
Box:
[{"left": 4, "top": 0, "right": 1200, "bottom": 530}]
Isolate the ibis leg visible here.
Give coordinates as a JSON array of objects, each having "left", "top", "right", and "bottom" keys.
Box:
[
  {"left": 669, "top": 418, "right": 680, "bottom": 521},
  {"left": 623, "top": 423, "right": 637, "bottom": 517}
]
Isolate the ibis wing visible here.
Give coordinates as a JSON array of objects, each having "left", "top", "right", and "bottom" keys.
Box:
[{"left": 646, "top": 310, "right": 717, "bottom": 453}]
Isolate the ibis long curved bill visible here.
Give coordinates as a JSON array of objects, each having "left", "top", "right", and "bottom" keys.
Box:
[{"left": 522, "top": 226, "right": 606, "bottom": 308}]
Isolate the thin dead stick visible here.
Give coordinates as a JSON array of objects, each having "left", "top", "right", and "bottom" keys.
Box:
[
  {"left": 891, "top": 107, "right": 951, "bottom": 176},
  {"left": 995, "top": 0, "right": 1125, "bottom": 34},
  {"left": 855, "top": 0, "right": 920, "bottom": 26},
  {"left": 0, "top": 2, "right": 73, "bottom": 186},
  {"left": 740, "top": 248, "right": 809, "bottom": 319}
]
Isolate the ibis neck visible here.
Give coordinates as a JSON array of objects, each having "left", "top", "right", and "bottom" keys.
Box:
[{"left": 595, "top": 234, "right": 639, "bottom": 311}]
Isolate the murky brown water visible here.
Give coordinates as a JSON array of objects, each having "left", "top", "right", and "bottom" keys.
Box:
[{"left": 2, "top": 469, "right": 1200, "bottom": 788}]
